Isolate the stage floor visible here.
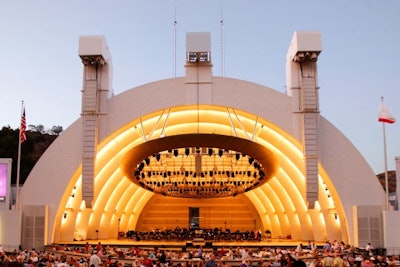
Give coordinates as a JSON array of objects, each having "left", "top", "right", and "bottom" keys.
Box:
[{"left": 61, "top": 238, "right": 322, "bottom": 249}]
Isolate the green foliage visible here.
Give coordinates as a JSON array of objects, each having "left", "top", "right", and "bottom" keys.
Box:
[{"left": 0, "top": 125, "right": 59, "bottom": 184}]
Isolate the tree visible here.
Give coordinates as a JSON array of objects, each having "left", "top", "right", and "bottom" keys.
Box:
[
  {"left": 49, "top": 125, "right": 63, "bottom": 135},
  {"left": 0, "top": 126, "right": 58, "bottom": 184},
  {"left": 28, "top": 124, "right": 45, "bottom": 133}
]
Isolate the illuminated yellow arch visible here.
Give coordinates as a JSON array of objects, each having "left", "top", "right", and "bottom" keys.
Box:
[{"left": 55, "top": 104, "right": 345, "bottom": 242}]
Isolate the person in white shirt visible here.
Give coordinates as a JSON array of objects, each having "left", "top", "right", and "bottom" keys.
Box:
[{"left": 89, "top": 251, "right": 102, "bottom": 267}]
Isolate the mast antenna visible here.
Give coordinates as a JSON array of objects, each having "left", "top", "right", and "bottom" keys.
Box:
[
  {"left": 220, "top": 5, "right": 225, "bottom": 77},
  {"left": 173, "top": 5, "right": 177, "bottom": 77}
]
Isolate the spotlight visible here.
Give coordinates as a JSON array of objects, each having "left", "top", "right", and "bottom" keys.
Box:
[
  {"left": 218, "top": 149, "right": 223, "bottom": 157},
  {"left": 174, "top": 149, "right": 179, "bottom": 157},
  {"left": 185, "top": 148, "right": 190, "bottom": 156},
  {"left": 310, "top": 52, "right": 318, "bottom": 62},
  {"left": 235, "top": 153, "right": 240, "bottom": 161}
]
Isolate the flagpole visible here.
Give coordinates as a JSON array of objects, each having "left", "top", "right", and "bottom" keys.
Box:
[
  {"left": 380, "top": 96, "right": 390, "bottom": 210},
  {"left": 16, "top": 100, "right": 24, "bottom": 210},
  {"left": 382, "top": 119, "right": 390, "bottom": 210}
]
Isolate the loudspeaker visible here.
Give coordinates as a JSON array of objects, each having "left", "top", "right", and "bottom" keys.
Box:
[
  {"left": 186, "top": 242, "right": 193, "bottom": 248},
  {"left": 205, "top": 242, "right": 213, "bottom": 248}
]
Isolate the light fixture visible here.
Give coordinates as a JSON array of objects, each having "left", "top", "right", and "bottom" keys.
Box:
[
  {"left": 133, "top": 147, "right": 266, "bottom": 198},
  {"left": 186, "top": 52, "right": 210, "bottom": 63},
  {"left": 187, "top": 52, "right": 197, "bottom": 63}
]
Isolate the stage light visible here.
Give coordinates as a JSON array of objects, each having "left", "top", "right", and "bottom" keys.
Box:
[
  {"left": 132, "top": 146, "right": 266, "bottom": 198},
  {"left": 248, "top": 157, "right": 254, "bottom": 164},
  {"left": 236, "top": 153, "right": 240, "bottom": 161}
]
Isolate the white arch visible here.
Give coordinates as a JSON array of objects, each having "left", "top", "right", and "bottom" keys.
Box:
[{"left": 21, "top": 77, "right": 384, "bottom": 245}]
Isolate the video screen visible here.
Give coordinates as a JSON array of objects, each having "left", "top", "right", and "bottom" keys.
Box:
[{"left": 0, "top": 163, "right": 8, "bottom": 201}]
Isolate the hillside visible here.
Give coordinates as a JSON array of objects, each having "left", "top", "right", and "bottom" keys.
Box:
[{"left": 0, "top": 126, "right": 57, "bottom": 184}]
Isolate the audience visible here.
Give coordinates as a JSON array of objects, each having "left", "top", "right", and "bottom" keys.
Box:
[{"left": 0, "top": 240, "right": 397, "bottom": 267}]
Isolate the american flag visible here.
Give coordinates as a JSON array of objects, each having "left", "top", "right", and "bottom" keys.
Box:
[{"left": 20, "top": 107, "right": 26, "bottom": 143}]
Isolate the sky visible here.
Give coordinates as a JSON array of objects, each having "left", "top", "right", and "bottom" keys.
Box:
[{"left": 1, "top": 0, "right": 399, "bottom": 175}]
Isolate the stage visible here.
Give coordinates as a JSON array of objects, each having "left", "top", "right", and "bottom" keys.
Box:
[{"left": 59, "top": 238, "right": 321, "bottom": 250}]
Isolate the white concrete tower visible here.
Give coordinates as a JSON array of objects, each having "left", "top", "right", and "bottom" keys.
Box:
[
  {"left": 78, "top": 36, "right": 112, "bottom": 208},
  {"left": 185, "top": 32, "right": 213, "bottom": 105},
  {"left": 286, "top": 31, "right": 322, "bottom": 209}
]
